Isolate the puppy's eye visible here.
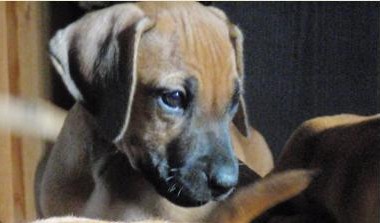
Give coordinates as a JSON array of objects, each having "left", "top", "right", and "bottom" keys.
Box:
[{"left": 159, "top": 90, "right": 186, "bottom": 111}]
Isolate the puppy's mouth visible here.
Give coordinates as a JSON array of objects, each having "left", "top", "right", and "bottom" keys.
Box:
[
  {"left": 138, "top": 152, "right": 234, "bottom": 207},
  {"left": 160, "top": 169, "right": 210, "bottom": 207}
]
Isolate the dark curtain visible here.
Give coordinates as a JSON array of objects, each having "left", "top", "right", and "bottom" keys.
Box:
[{"left": 215, "top": 2, "right": 380, "bottom": 157}]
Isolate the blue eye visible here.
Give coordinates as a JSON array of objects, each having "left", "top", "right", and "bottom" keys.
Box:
[{"left": 160, "top": 90, "right": 186, "bottom": 110}]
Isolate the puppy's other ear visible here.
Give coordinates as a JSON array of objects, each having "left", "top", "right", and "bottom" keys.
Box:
[
  {"left": 49, "top": 4, "right": 152, "bottom": 142},
  {"left": 230, "top": 25, "right": 250, "bottom": 137},
  {"left": 207, "top": 7, "right": 250, "bottom": 137}
]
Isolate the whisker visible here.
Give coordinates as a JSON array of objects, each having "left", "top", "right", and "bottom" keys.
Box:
[
  {"left": 170, "top": 168, "right": 179, "bottom": 172},
  {"left": 169, "top": 183, "right": 177, "bottom": 193},
  {"left": 165, "top": 176, "right": 174, "bottom": 182},
  {"left": 177, "top": 186, "right": 183, "bottom": 198}
]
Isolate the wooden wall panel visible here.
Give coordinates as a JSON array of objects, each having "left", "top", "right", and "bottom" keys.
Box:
[
  {"left": 0, "top": 3, "right": 16, "bottom": 223},
  {"left": 0, "top": 2, "right": 50, "bottom": 223},
  {"left": 15, "top": 3, "right": 50, "bottom": 221}
]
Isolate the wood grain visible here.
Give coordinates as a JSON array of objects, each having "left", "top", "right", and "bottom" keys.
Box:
[
  {"left": 0, "top": 2, "right": 50, "bottom": 223},
  {"left": 0, "top": 3, "right": 17, "bottom": 223},
  {"left": 15, "top": 2, "right": 50, "bottom": 221}
]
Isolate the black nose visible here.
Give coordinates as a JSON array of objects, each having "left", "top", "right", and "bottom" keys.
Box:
[{"left": 208, "top": 165, "right": 238, "bottom": 197}]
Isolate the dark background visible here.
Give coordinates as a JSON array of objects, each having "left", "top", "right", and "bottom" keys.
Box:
[
  {"left": 50, "top": 2, "right": 380, "bottom": 159},
  {"left": 215, "top": 2, "right": 379, "bottom": 157}
]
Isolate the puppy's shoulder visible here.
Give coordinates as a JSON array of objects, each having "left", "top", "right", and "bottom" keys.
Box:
[
  {"left": 278, "top": 114, "right": 380, "bottom": 169},
  {"left": 300, "top": 114, "right": 376, "bottom": 133},
  {"left": 288, "top": 114, "right": 377, "bottom": 142}
]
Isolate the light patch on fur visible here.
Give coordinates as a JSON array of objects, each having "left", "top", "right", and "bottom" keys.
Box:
[
  {"left": 154, "top": 72, "right": 187, "bottom": 93},
  {"left": 50, "top": 31, "right": 84, "bottom": 101},
  {"left": 301, "top": 113, "right": 375, "bottom": 134}
]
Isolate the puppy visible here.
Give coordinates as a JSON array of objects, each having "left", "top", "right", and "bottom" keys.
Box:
[
  {"left": 265, "top": 114, "right": 380, "bottom": 223},
  {"left": 34, "top": 2, "right": 273, "bottom": 222}
]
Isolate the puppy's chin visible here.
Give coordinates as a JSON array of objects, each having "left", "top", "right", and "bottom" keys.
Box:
[
  {"left": 158, "top": 183, "right": 211, "bottom": 207},
  {"left": 136, "top": 153, "right": 213, "bottom": 207}
]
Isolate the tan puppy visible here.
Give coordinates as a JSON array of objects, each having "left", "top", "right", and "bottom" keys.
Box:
[
  {"left": 265, "top": 114, "right": 380, "bottom": 223},
  {"left": 33, "top": 2, "right": 273, "bottom": 223}
]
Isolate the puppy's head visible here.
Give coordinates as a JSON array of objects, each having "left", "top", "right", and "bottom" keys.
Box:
[{"left": 49, "top": 2, "right": 249, "bottom": 207}]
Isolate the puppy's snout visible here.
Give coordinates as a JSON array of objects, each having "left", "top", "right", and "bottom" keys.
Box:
[{"left": 209, "top": 164, "right": 238, "bottom": 198}]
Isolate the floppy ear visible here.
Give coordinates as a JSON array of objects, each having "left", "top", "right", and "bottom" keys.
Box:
[
  {"left": 229, "top": 25, "right": 250, "bottom": 137},
  {"left": 49, "top": 4, "right": 152, "bottom": 142}
]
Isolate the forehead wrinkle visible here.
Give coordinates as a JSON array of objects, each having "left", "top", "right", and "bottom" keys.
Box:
[
  {"left": 177, "top": 9, "right": 195, "bottom": 57},
  {"left": 194, "top": 31, "right": 236, "bottom": 117},
  {"left": 181, "top": 15, "right": 232, "bottom": 75}
]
